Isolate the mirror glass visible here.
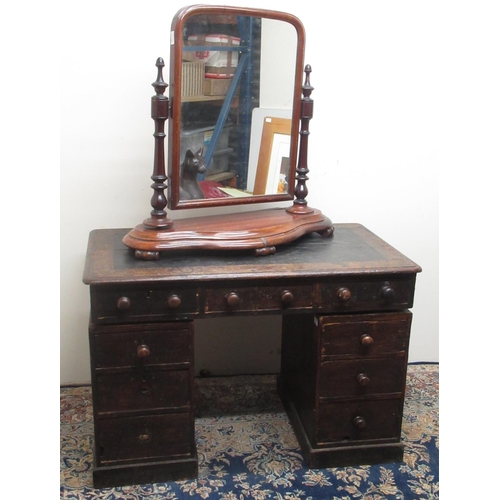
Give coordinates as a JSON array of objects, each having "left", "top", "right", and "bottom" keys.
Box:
[{"left": 168, "top": 6, "right": 304, "bottom": 209}]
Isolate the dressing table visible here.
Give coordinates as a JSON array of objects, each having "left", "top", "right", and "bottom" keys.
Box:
[
  {"left": 83, "top": 224, "right": 420, "bottom": 487},
  {"left": 82, "top": 4, "right": 421, "bottom": 488}
]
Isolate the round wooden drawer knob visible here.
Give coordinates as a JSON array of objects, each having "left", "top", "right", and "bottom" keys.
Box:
[
  {"left": 281, "top": 290, "right": 294, "bottom": 305},
  {"left": 380, "top": 285, "right": 395, "bottom": 301},
  {"left": 337, "top": 287, "right": 351, "bottom": 302},
  {"left": 226, "top": 291, "right": 240, "bottom": 308},
  {"left": 353, "top": 416, "right": 366, "bottom": 429},
  {"left": 167, "top": 294, "right": 181, "bottom": 308},
  {"left": 137, "top": 344, "right": 151, "bottom": 358},
  {"left": 360, "top": 334, "right": 374, "bottom": 347},
  {"left": 117, "top": 296, "right": 131, "bottom": 311},
  {"left": 138, "top": 432, "right": 151, "bottom": 443},
  {"left": 357, "top": 373, "right": 370, "bottom": 386}
]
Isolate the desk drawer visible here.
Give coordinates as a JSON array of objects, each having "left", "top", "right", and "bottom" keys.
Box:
[
  {"left": 319, "top": 357, "right": 407, "bottom": 399},
  {"left": 96, "top": 413, "right": 193, "bottom": 464},
  {"left": 204, "top": 284, "right": 314, "bottom": 314},
  {"left": 92, "top": 323, "right": 193, "bottom": 370},
  {"left": 96, "top": 370, "right": 191, "bottom": 414},
  {"left": 317, "top": 276, "right": 416, "bottom": 313},
  {"left": 319, "top": 312, "right": 411, "bottom": 358},
  {"left": 315, "top": 398, "right": 402, "bottom": 446},
  {"left": 91, "top": 286, "right": 200, "bottom": 323}
]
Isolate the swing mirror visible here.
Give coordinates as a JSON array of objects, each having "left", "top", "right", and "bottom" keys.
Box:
[{"left": 167, "top": 5, "right": 305, "bottom": 209}]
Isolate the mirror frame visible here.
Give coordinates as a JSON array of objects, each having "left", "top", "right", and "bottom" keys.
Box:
[{"left": 167, "top": 4, "right": 305, "bottom": 210}]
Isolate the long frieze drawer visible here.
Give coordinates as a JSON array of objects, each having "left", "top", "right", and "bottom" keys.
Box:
[
  {"left": 96, "top": 413, "right": 194, "bottom": 465},
  {"left": 319, "top": 357, "right": 407, "bottom": 399},
  {"left": 315, "top": 398, "right": 402, "bottom": 446},
  {"left": 317, "top": 276, "right": 416, "bottom": 312},
  {"left": 319, "top": 312, "right": 412, "bottom": 358},
  {"left": 90, "top": 285, "right": 200, "bottom": 323},
  {"left": 92, "top": 323, "right": 193, "bottom": 369},
  {"left": 204, "top": 284, "right": 315, "bottom": 314},
  {"left": 96, "top": 370, "right": 191, "bottom": 414}
]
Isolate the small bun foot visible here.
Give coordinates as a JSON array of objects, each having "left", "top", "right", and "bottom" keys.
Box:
[
  {"left": 318, "top": 225, "right": 334, "bottom": 238},
  {"left": 134, "top": 250, "right": 160, "bottom": 260},
  {"left": 254, "top": 246, "right": 276, "bottom": 256}
]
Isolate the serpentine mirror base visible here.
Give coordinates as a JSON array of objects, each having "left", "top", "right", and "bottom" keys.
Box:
[{"left": 123, "top": 207, "right": 333, "bottom": 260}]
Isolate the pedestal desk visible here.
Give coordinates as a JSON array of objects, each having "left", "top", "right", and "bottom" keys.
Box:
[{"left": 83, "top": 223, "right": 421, "bottom": 488}]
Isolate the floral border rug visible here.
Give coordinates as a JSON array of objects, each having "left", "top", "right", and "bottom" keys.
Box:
[{"left": 61, "top": 363, "right": 438, "bottom": 499}]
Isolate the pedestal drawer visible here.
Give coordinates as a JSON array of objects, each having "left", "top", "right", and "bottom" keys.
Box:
[
  {"left": 319, "top": 312, "right": 411, "bottom": 358},
  {"left": 92, "top": 323, "right": 192, "bottom": 369},
  {"left": 315, "top": 398, "right": 402, "bottom": 446},
  {"left": 319, "top": 357, "right": 407, "bottom": 399},
  {"left": 97, "top": 413, "right": 193, "bottom": 464},
  {"left": 96, "top": 370, "right": 191, "bottom": 414},
  {"left": 317, "top": 275, "right": 417, "bottom": 313}
]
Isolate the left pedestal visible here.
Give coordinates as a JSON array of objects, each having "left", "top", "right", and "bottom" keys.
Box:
[{"left": 88, "top": 321, "right": 198, "bottom": 488}]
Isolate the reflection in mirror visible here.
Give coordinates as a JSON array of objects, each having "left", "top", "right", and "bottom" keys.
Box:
[{"left": 172, "top": 10, "right": 301, "bottom": 206}]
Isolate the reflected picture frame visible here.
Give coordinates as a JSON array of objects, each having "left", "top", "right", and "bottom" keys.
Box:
[{"left": 254, "top": 116, "right": 292, "bottom": 195}]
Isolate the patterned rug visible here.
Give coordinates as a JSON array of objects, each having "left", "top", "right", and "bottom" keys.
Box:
[{"left": 60, "top": 363, "right": 438, "bottom": 499}]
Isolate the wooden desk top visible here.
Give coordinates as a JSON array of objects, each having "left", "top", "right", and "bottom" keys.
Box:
[{"left": 83, "top": 223, "right": 421, "bottom": 286}]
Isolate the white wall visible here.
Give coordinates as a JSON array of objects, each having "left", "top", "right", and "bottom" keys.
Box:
[
  {"left": 60, "top": 0, "right": 442, "bottom": 385},
  {"left": 260, "top": 18, "right": 297, "bottom": 108}
]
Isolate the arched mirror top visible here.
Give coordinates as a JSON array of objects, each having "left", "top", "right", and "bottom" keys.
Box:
[{"left": 168, "top": 5, "right": 305, "bottom": 209}]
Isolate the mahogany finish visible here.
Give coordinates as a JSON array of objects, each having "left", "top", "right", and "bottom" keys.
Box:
[
  {"left": 143, "top": 58, "right": 172, "bottom": 231},
  {"left": 84, "top": 224, "right": 420, "bottom": 488},
  {"left": 123, "top": 207, "right": 333, "bottom": 259},
  {"left": 168, "top": 5, "right": 306, "bottom": 209},
  {"left": 287, "top": 65, "right": 314, "bottom": 215},
  {"left": 123, "top": 48, "right": 333, "bottom": 259}
]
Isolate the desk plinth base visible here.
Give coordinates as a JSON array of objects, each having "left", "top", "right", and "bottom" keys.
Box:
[
  {"left": 92, "top": 454, "right": 198, "bottom": 489},
  {"left": 123, "top": 207, "right": 333, "bottom": 260}
]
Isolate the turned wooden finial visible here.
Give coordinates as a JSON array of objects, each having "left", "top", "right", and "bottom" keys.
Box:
[
  {"left": 152, "top": 57, "right": 168, "bottom": 96},
  {"left": 287, "top": 64, "right": 315, "bottom": 214},
  {"left": 142, "top": 57, "right": 173, "bottom": 231},
  {"left": 303, "top": 64, "right": 313, "bottom": 98}
]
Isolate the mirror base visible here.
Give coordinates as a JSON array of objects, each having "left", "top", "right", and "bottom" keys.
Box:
[
  {"left": 123, "top": 207, "right": 333, "bottom": 259},
  {"left": 142, "top": 216, "right": 174, "bottom": 230}
]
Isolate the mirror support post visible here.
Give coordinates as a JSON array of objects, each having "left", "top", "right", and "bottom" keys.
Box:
[
  {"left": 287, "top": 65, "right": 314, "bottom": 215},
  {"left": 143, "top": 57, "right": 174, "bottom": 230}
]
